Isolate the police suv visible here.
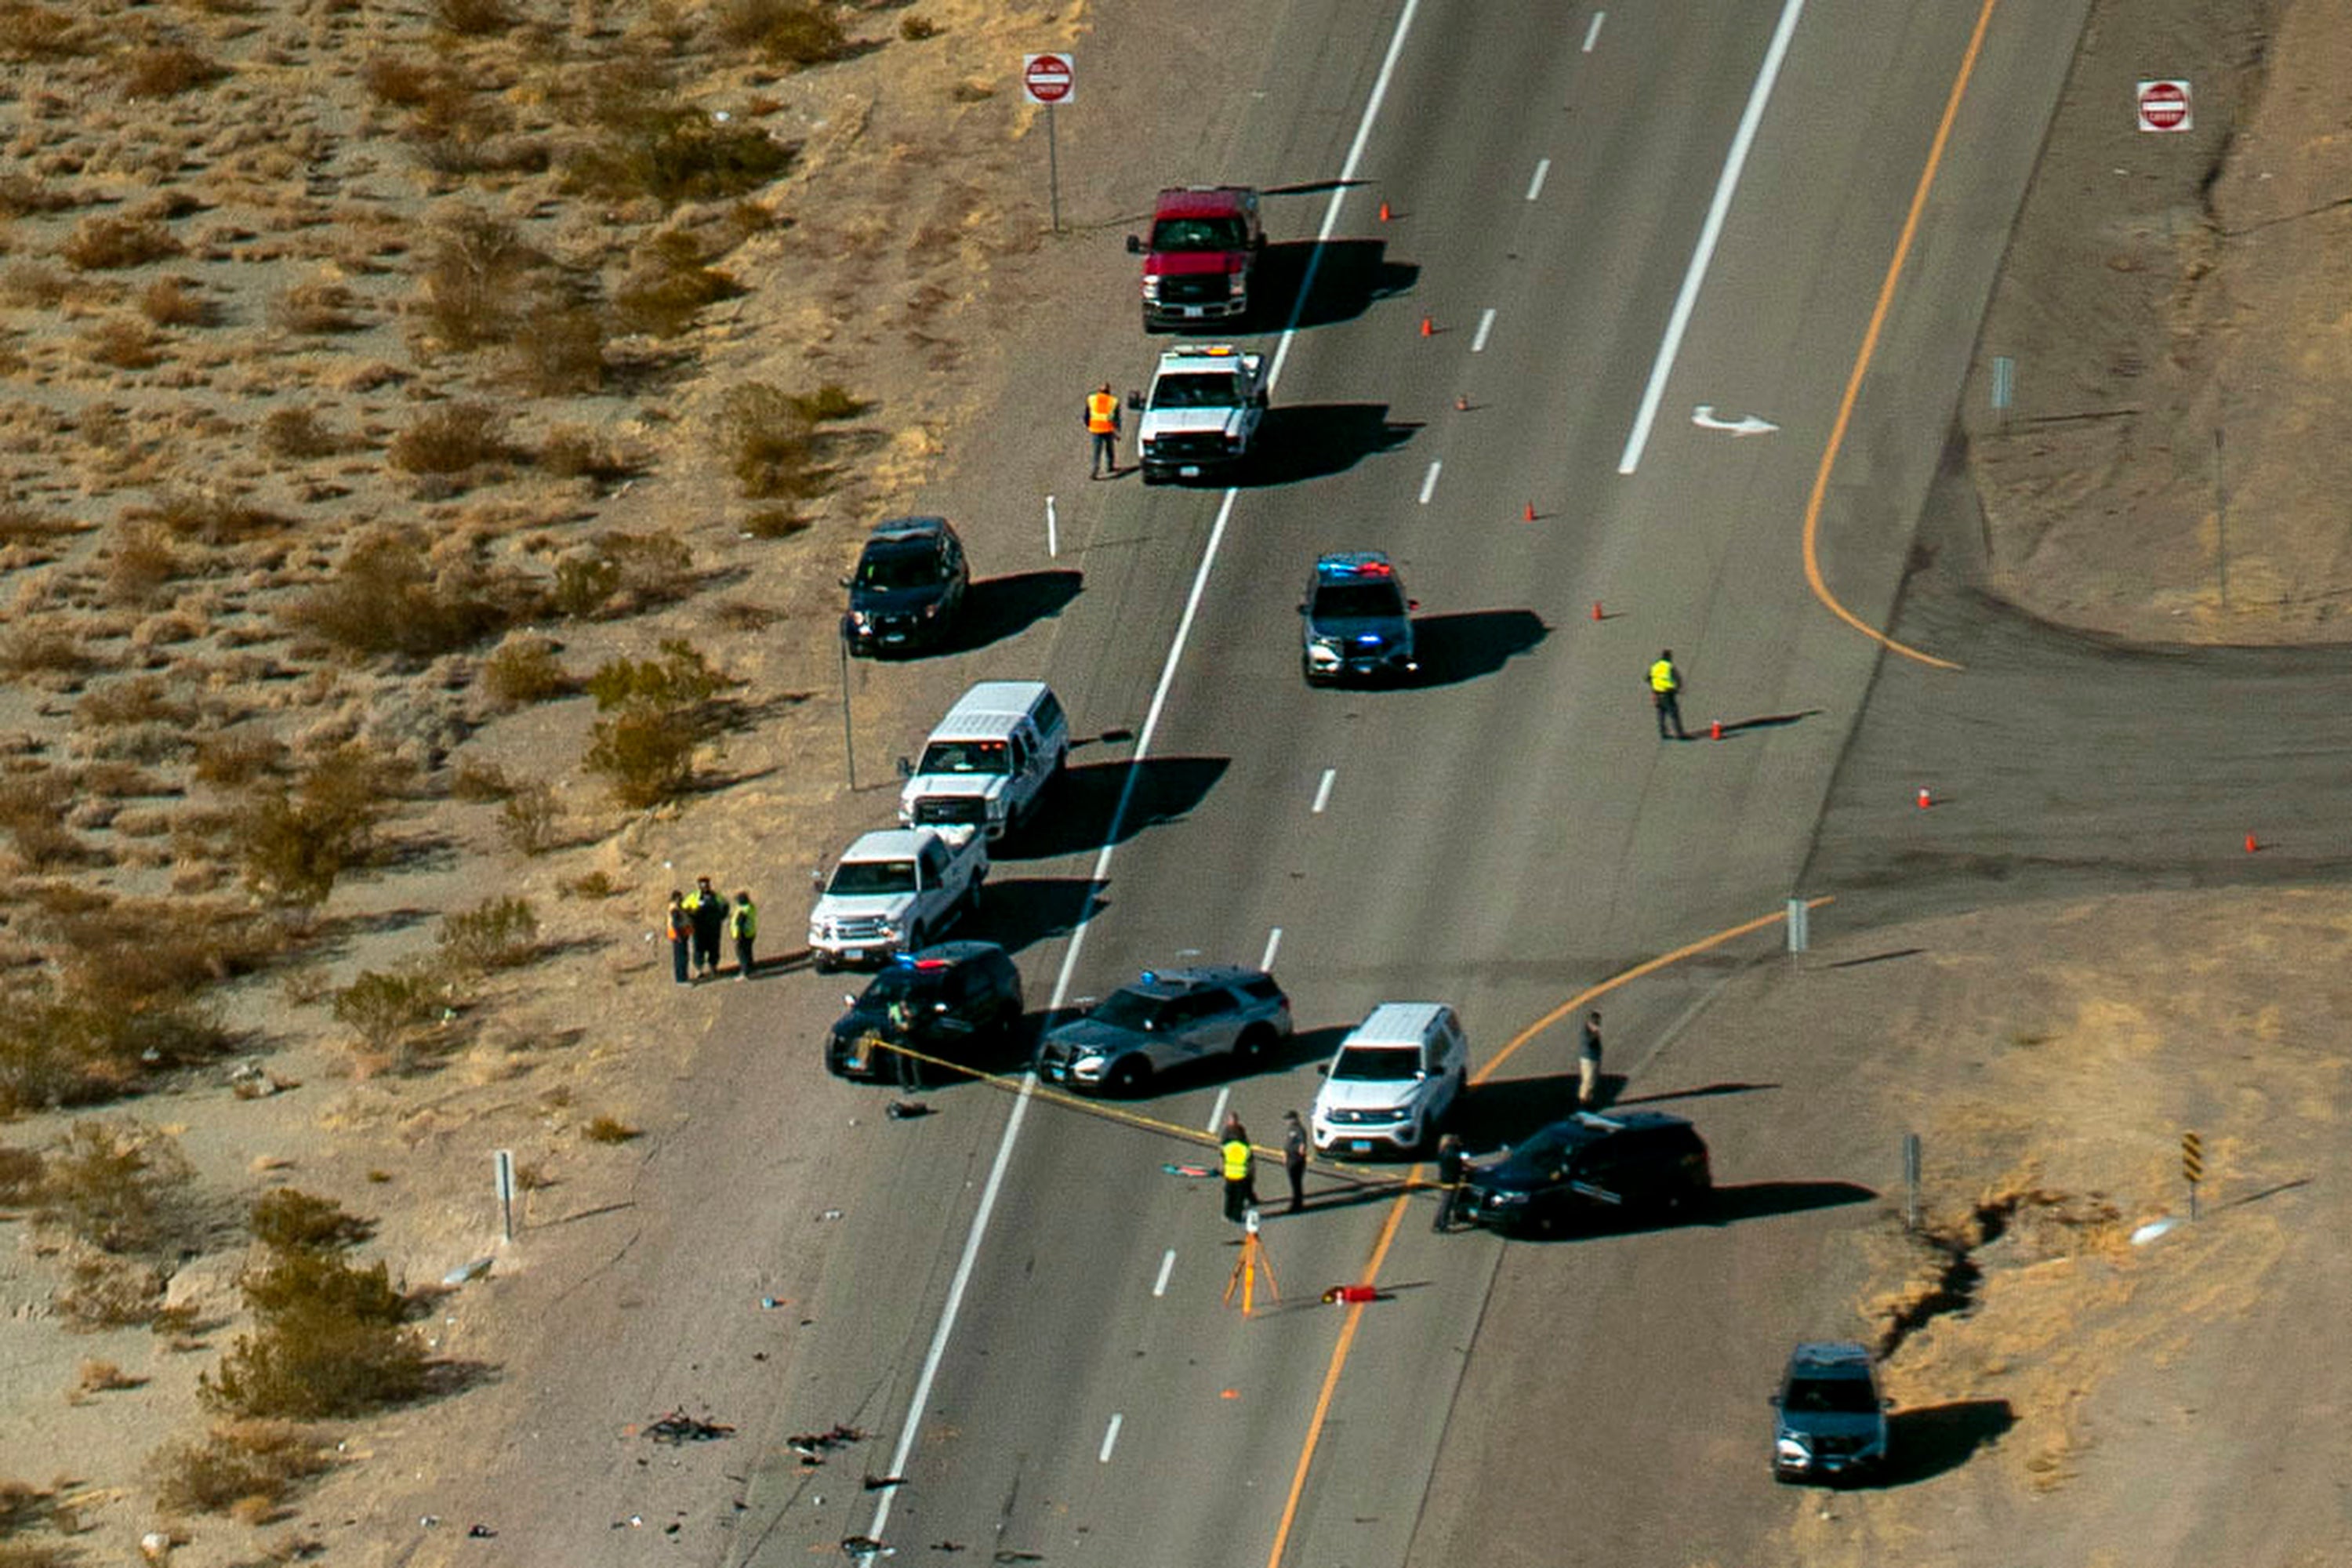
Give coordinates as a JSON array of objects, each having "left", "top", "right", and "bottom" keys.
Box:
[
  {"left": 1129, "top": 344, "right": 1266, "bottom": 485},
  {"left": 1300, "top": 552, "right": 1417, "bottom": 684}
]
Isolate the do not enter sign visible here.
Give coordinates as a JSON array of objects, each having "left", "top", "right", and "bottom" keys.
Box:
[
  {"left": 2137, "top": 79, "right": 2191, "bottom": 132},
  {"left": 1023, "top": 53, "right": 1075, "bottom": 105}
]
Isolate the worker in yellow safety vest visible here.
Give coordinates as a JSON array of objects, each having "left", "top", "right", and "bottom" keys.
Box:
[
  {"left": 1221, "top": 1123, "right": 1257, "bottom": 1224},
  {"left": 1086, "top": 383, "right": 1123, "bottom": 479},
  {"left": 1648, "top": 649, "right": 1689, "bottom": 741}
]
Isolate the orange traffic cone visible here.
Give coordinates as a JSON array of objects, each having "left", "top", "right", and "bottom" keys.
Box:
[
  {"left": 2245, "top": 832, "right": 2260, "bottom": 853},
  {"left": 1916, "top": 787, "right": 1933, "bottom": 810},
  {"left": 1420, "top": 315, "right": 1434, "bottom": 338},
  {"left": 1454, "top": 394, "right": 1468, "bottom": 412},
  {"left": 1377, "top": 201, "right": 1392, "bottom": 223},
  {"left": 1709, "top": 719, "right": 1722, "bottom": 741},
  {"left": 1590, "top": 601, "right": 1604, "bottom": 622},
  {"left": 1523, "top": 501, "right": 1537, "bottom": 523}
]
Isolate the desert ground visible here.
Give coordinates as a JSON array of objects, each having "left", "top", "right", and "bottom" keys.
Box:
[{"left": 2, "top": 0, "right": 2348, "bottom": 1563}]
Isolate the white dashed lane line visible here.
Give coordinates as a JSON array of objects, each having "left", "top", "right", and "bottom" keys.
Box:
[
  {"left": 1207, "top": 1087, "right": 1232, "bottom": 1138},
  {"left": 1261, "top": 926, "right": 1283, "bottom": 971},
  {"left": 1100, "top": 1413, "right": 1123, "bottom": 1463},
  {"left": 1472, "top": 307, "right": 1496, "bottom": 353},
  {"left": 1312, "top": 769, "right": 1337, "bottom": 814},
  {"left": 1418, "top": 460, "right": 1442, "bottom": 505},
  {"left": 1583, "top": 11, "right": 1605, "bottom": 52},
  {"left": 1526, "top": 158, "right": 1551, "bottom": 201},
  {"left": 1153, "top": 1248, "right": 1176, "bottom": 1298}
]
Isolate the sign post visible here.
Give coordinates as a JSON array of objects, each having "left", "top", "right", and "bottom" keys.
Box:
[
  {"left": 2136, "top": 79, "right": 2191, "bottom": 133},
  {"left": 1022, "top": 53, "right": 1075, "bottom": 233},
  {"left": 494, "top": 1149, "right": 516, "bottom": 1243},
  {"left": 1902, "top": 1133, "right": 1922, "bottom": 1232},
  {"left": 2181, "top": 1131, "right": 2202, "bottom": 1219},
  {"left": 1784, "top": 897, "right": 1808, "bottom": 953}
]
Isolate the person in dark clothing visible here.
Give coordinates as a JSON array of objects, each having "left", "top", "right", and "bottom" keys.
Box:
[
  {"left": 686, "top": 875, "right": 728, "bottom": 979},
  {"left": 666, "top": 891, "right": 691, "bottom": 985},
  {"left": 1282, "top": 1110, "right": 1308, "bottom": 1214},
  {"left": 1648, "top": 650, "right": 1690, "bottom": 741},
  {"left": 730, "top": 891, "right": 758, "bottom": 981},
  {"left": 1432, "top": 1134, "right": 1466, "bottom": 1232},
  {"left": 1221, "top": 1122, "right": 1256, "bottom": 1224}
]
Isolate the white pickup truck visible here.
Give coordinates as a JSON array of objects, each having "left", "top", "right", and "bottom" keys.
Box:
[
  {"left": 1129, "top": 343, "right": 1267, "bottom": 485},
  {"left": 806, "top": 826, "right": 987, "bottom": 972}
]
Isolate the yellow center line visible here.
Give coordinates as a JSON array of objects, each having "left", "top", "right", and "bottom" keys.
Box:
[
  {"left": 1798, "top": 0, "right": 2001, "bottom": 673},
  {"left": 1262, "top": 896, "right": 1831, "bottom": 1568}
]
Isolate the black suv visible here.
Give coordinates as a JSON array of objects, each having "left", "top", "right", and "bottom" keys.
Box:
[
  {"left": 1300, "top": 552, "right": 1417, "bottom": 684},
  {"left": 1772, "top": 1341, "right": 1890, "bottom": 1482},
  {"left": 1456, "top": 1110, "right": 1711, "bottom": 1233},
  {"left": 841, "top": 516, "right": 968, "bottom": 657},
  {"left": 824, "top": 942, "right": 1023, "bottom": 1085}
]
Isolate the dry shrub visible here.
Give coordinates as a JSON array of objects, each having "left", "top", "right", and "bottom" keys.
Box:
[
  {"left": 430, "top": 0, "right": 513, "bottom": 35},
  {"left": 33, "top": 1119, "right": 194, "bottom": 1254},
  {"left": 583, "top": 706, "right": 697, "bottom": 808},
  {"left": 28, "top": 889, "right": 285, "bottom": 1016},
  {"left": 536, "top": 426, "right": 634, "bottom": 483},
  {"left": 561, "top": 100, "right": 797, "bottom": 209},
  {"left": 60, "top": 215, "right": 182, "bottom": 270},
  {"left": 550, "top": 554, "right": 618, "bottom": 618},
  {"left": 248, "top": 1189, "right": 373, "bottom": 1253},
  {"left": 449, "top": 758, "right": 514, "bottom": 802},
  {"left": 328, "top": 968, "right": 441, "bottom": 1062},
  {"left": 586, "top": 639, "right": 730, "bottom": 710},
  {"left": 582, "top": 1115, "right": 639, "bottom": 1143},
  {"left": 742, "top": 508, "right": 811, "bottom": 540},
  {"left": 717, "top": 382, "right": 826, "bottom": 499},
  {"left": 479, "top": 634, "right": 572, "bottom": 706},
  {"left": 593, "top": 530, "right": 692, "bottom": 611},
  {"left": 387, "top": 401, "right": 508, "bottom": 474},
  {"left": 414, "top": 209, "right": 547, "bottom": 352},
  {"left": 56, "top": 1248, "right": 167, "bottom": 1327},
  {"left": 499, "top": 781, "right": 557, "bottom": 854},
  {"left": 74, "top": 1356, "right": 142, "bottom": 1393},
  {"left": 268, "top": 279, "right": 361, "bottom": 335},
  {"left": 0, "top": 1144, "right": 40, "bottom": 1202},
  {"left": 103, "top": 522, "right": 184, "bottom": 607},
  {"left": 282, "top": 527, "right": 531, "bottom": 662},
  {"left": 132, "top": 487, "right": 290, "bottom": 545},
  {"left": 0, "top": 622, "right": 93, "bottom": 679},
  {"left": 136, "top": 274, "right": 212, "bottom": 326},
  {"left": 503, "top": 298, "right": 604, "bottom": 394},
  {"left": 0, "top": 503, "right": 78, "bottom": 551},
  {"left": 204, "top": 1246, "right": 427, "bottom": 1418},
  {"left": 0, "top": 768, "right": 94, "bottom": 870},
  {"left": 612, "top": 230, "right": 740, "bottom": 337},
  {"left": 258, "top": 406, "right": 342, "bottom": 460},
  {"left": 791, "top": 382, "right": 868, "bottom": 422},
  {"left": 900, "top": 13, "right": 936, "bottom": 39},
  {"left": 562, "top": 869, "right": 618, "bottom": 899},
  {"left": 0, "top": 172, "right": 79, "bottom": 217},
  {"left": 77, "top": 674, "right": 198, "bottom": 728},
  {"left": 225, "top": 742, "right": 413, "bottom": 906},
  {"left": 710, "top": 0, "right": 850, "bottom": 66},
  {"left": 359, "top": 53, "right": 440, "bottom": 106},
  {"left": 192, "top": 730, "right": 288, "bottom": 788},
  {"left": 150, "top": 1421, "right": 332, "bottom": 1513},
  {"left": 80, "top": 316, "right": 162, "bottom": 369},
  {"left": 120, "top": 43, "right": 226, "bottom": 99},
  {"left": 715, "top": 600, "right": 780, "bottom": 630},
  {"left": 0, "top": 985, "right": 226, "bottom": 1112},
  {"left": 436, "top": 895, "right": 538, "bottom": 972},
  {"left": 0, "top": 260, "right": 71, "bottom": 307}
]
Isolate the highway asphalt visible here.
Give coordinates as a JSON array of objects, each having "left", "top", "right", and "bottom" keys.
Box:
[{"left": 723, "top": 2, "right": 2113, "bottom": 1568}]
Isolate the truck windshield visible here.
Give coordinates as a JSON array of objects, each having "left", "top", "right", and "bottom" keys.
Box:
[
  {"left": 828, "top": 861, "right": 917, "bottom": 896},
  {"left": 856, "top": 548, "right": 942, "bottom": 591},
  {"left": 919, "top": 740, "right": 1010, "bottom": 775},
  {"left": 1151, "top": 373, "right": 1240, "bottom": 410},
  {"left": 1330, "top": 1046, "right": 1421, "bottom": 1083},
  {"left": 1783, "top": 1376, "right": 1878, "bottom": 1415},
  {"left": 1149, "top": 216, "right": 1249, "bottom": 252}
]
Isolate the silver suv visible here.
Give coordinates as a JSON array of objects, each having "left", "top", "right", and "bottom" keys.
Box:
[{"left": 1036, "top": 966, "right": 1292, "bottom": 1095}]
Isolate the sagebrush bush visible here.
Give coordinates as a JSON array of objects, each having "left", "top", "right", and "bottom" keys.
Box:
[
  {"left": 0, "top": 768, "right": 87, "bottom": 870},
  {"left": 328, "top": 969, "right": 441, "bottom": 1059},
  {"left": 27, "top": 891, "right": 285, "bottom": 1013},
  {"left": 900, "top": 13, "right": 936, "bottom": 39},
  {"left": 0, "top": 622, "right": 93, "bottom": 678},
  {"left": 582, "top": 1115, "right": 639, "bottom": 1144},
  {"left": 415, "top": 209, "right": 547, "bottom": 352},
  {"left": 77, "top": 673, "right": 198, "bottom": 729},
  {"left": 192, "top": 730, "right": 289, "bottom": 788},
  {"left": 537, "top": 426, "right": 634, "bottom": 483},
  {"left": 249, "top": 1189, "right": 373, "bottom": 1253},
  {"left": 503, "top": 298, "right": 604, "bottom": 394},
  {"left": 387, "top": 401, "right": 508, "bottom": 474},
  {"left": 586, "top": 640, "right": 731, "bottom": 710},
  {"left": 82, "top": 316, "right": 162, "bottom": 369},
  {"left": 227, "top": 742, "right": 412, "bottom": 906},
  {"left": 717, "top": 383, "right": 826, "bottom": 499},
  {"left": 583, "top": 706, "right": 698, "bottom": 808},
  {"left": 282, "top": 527, "right": 530, "bottom": 661},
  {"left": 0, "top": 503, "right": 77, "bottom": 549},
  {"left": 34, "top": 1119, "right": 194, "bottom": 1254},
  {"left": 103, "top": 521, "right": 185, "bottom": 607},
  {"left": 150, "top": 1421, "right": 333, "bottom": 1514},
  {"left": 436, "top": 895, "right": 538, "bottom": 973},
  {"left": 561, "top": 103, "right": 797, "bottom": 208},
  {"left": 710, "top": 0, "right": 850, "bottom": 65},
  {"left": 551, "top": 555, "right": 619, "bottom": 619},
  {"left": 137, "top": 274, "right": 211, "bottom": 326},
  {"left": 120, "top": 43, "right": 224, "bottom": 99},
  {"left": 448, "top": 758, "right": 514, "bottom": 801},
  {"left": 743, "top": 508, "right": 811, "bottom": 541},
  {"left": 59, "top": 215, "right": 182, "bottom": 270},
  {"left": 203, "top": 1243, "right": 426, "bottom": 1419},
  {"left": 791, "top": 382, "right": 869, "bottom": 422},
  {"left": 0, "top": 992, "right": 230, "bottom": 1112},
  {"left": 431, "top": 0, "right": 514, "bottom": 35},
  {"left": 499, "top": 781, "right": 558, "bottom": 855},
  {"left": 132, "top": 487, "right": 289, "bottom": 545},
  {"left": 612, "top": 231, "right": 740, "bottom": 336},
  {"left": 56, "top": 1247, "right": 167, "bottom": 1327},
  {"left": 269, "top": 279, "right": 361, "bottom": 335},
  {"left": 259, "top": 406, "right": 341, "bottom": 459}
]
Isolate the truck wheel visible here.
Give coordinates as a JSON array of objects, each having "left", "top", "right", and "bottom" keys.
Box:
[
  {"left": 1108, "top": 1057, "right": 1150, "bottom": 1097},
  {"left": 1235, "top": 1025, "right": 1274, "bottom": 1065}
]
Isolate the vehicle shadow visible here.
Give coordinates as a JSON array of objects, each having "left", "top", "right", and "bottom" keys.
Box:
[
  {"left": 1506, "top": 1178, "right": 1878, "bottom": 1244},
  {"left": 1254, "top": 238, "right": 1420, "bottom": 331},
  {"left": 1450, "top": 1073, "right": 1583, "bottom": 1152},
  {"left": 1238, "top": 404, "right": 1420, "bottom": 487},
  {"left": 1612, "top": 1080, "right": 1781, "bottom": 1108},
  {"left": 1224, "top": 1023, "right": 1351, "bottom": 1091},
  {"left": 1001, "top": 756, "right": 1229, "bottom": 860},
  {"left": 967, "top": 876, "right": 1107, "bottom": 958},
  {"left": 929, "top": 570, "right": 1084, "bottom": 657},
  {"left": 1411, "top": 609, "right": 1550, "bottom": 687},
  {"left": 1879, "top": 1399, "right": 2016, "bottom": 1486}
]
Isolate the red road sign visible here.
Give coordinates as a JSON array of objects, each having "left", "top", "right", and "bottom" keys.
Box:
[
  {"left": 2136, "top": 79, "right": 2190, "bottom": 132},
  {"left": 1022, "top": 53, "right": 1074, "bottom": 106}
]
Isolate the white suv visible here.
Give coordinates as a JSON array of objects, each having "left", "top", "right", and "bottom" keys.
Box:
[{"left": 1310, "top": 1003, "right": 1468, "bottom": 1157}]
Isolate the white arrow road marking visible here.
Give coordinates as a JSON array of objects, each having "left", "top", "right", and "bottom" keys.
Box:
[{"left": 1691, "top": 405, "right": 1780, "bottom": 437}]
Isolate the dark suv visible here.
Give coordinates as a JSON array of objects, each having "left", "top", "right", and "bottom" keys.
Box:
[
  {"left": 1456, "top": 1110, "right": 1711, "bottom": 1233},
  {"left": 1036, "top": 966, "right": 1292, "bottom": 1095},
  {"left": 1300, "top": 552, "right": 1417, "bottom": 684},
  {"left": 841, "top": 516, "right": 968, "bottom": 657},
  {"left": 824, "top": 942, "right": 1023, "bottom": 1085},
  {"left": 1772, "top": 1341, "right": 1890, "bottom": 1483}
]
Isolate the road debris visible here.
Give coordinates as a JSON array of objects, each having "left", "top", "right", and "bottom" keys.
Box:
[
  {"left": 1162, "top": 1162, "right": 1214, "bottom": 1178},
  {"left": 466, "top": 1525, "right": 496, "bottom": 1539},
  {"left": 861, "top": 1472, "right": 906, "bottom": 1491},
  {"left": 818, "top": 1208, "right": 844, "bottom": 1221},
  {"left": 884, "top": 1101, "right": 931, "bottom": 1120},
  {"left": 786, "top": 1423, "right": 867, "bottom": 1465},
  {"left": 646, "top": 1410, "right": 737, "bottom": 1444},
  {"left": 840, "top": 1534, "right": 895, "bottom": 1560}
]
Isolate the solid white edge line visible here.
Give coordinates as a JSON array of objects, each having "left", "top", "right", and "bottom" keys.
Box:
[
  {"left": 1260, "top": 926, "right": 1283, "bottom": 971},
  {"left": 1152, "top": 1248, "right": 1177, "bottom": 1298},
  {"left": 1099, "top": 1413, "right": 1124, "bottom": 1464},
  {"left": 858, "top": 0, "right": 1424, "bottom": 1548},
  {"left": 1524, "top": 158, "right": 1550, "bottom": 201},
  {"left": 1615, "top": 0, "right": 1806, "bottom": 475},
  {"left": 1312, "top": 768, "right": 1337, "bottom": 814},
  {"left": 1207, "top": 1086, "right": 1232, "bottom": 1138},
  {"left": 1417, "top": 460, "right": 1442, "bottom": 505},
  {"left": 1582, "top": 11, "right": 1605, "bottom": 53},
  {"left": 1471, "top": 307, "right": 1496, "bottom": 352}
]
